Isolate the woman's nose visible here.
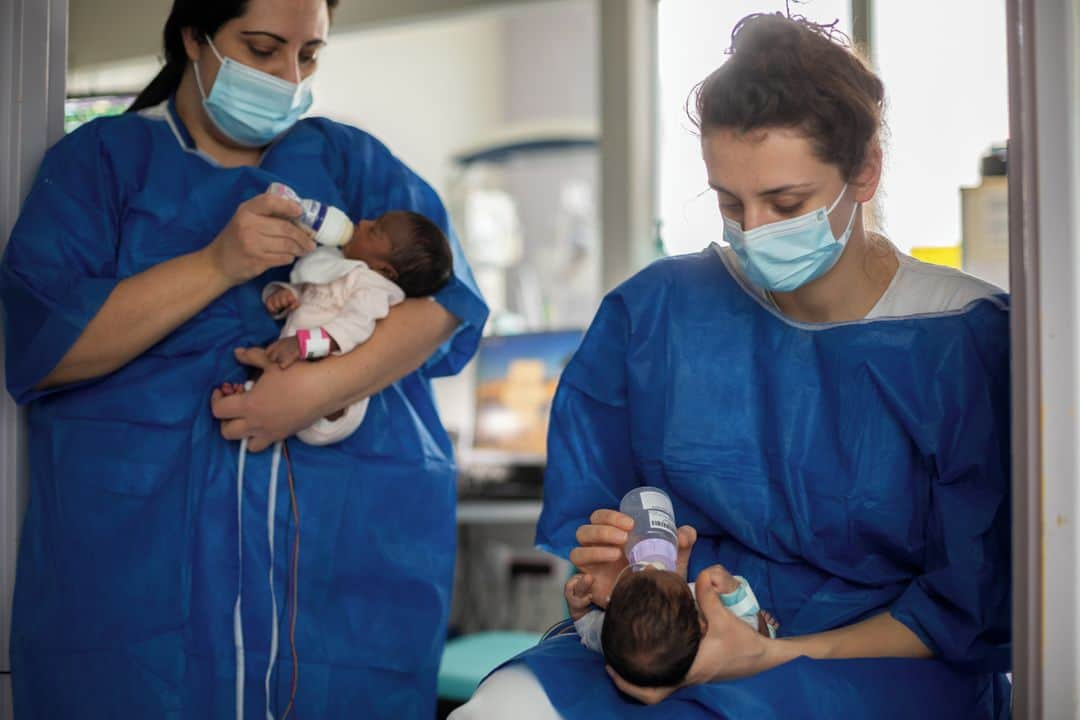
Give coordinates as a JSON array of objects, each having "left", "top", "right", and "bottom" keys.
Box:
[
  {"left": 741, "top": 207, "right": 768, "bottom": 232},
  {"left": 273, "top": 57, "right": 303, "bottom": 84}
]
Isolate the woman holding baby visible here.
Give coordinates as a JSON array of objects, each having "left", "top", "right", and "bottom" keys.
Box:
[
  {"left": 2, "top": 0, "right": 486, "bottom": 717},
  {"left": 456, "top": 13, "right": 1010, "bottom": 720}
]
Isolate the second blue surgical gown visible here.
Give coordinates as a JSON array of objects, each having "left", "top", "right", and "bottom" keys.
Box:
[
  {"left": 2, "top": 99, "right": 488, "bottom": 719},
  {"left": 510, "top": 247, "right": 1011, "bottom": 719}
]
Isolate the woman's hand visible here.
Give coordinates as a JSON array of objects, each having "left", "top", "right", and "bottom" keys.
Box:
[
  {"left": 211, "top": 346, "right": 337, "bottom": 451},
  {"left": 607, "top": 566, "right": 772, "bottom": 704},
  {"left": 205, "top": 193, "right": 316, "bottom": 285},
  {"left": 568, "top": 508, "right": 697, "bottom": 608}
]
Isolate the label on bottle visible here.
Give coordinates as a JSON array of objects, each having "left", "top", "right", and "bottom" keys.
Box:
[
  {"left": 639, "top": 490, "right": 670, "bottom": 511},
  {"left": 647, "top": 510, "right": 677, "bottom": 537}
]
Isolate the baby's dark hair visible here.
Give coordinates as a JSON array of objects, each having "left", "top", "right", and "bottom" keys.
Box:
[
  {"left": 601, "top": 570, "right": 702, "bottom": 688},
  {"left": 384, "top": 210, "right": 454, "bottom": 297}
]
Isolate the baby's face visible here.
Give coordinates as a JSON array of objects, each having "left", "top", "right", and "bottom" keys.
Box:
[{"left": 343, "top": 215, "right": 397, "bottom": 278}]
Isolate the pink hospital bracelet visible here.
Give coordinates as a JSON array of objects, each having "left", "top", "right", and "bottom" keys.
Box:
[{"left": 296, "top": 328, "right": 332, "bottom": 359}]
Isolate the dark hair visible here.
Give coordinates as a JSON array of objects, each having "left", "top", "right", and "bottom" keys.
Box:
[
  {"left": 691, "top": 13, "right": 884, "bottom": 181},
  {"left": 601, "top": 571, "right": 702, "bottom": 688},
  {"left": 128, "top": 0, "right": 340, "bottom": 113},
  {"left": 384, "top": 211, "right": 454, "bottom": 297}
]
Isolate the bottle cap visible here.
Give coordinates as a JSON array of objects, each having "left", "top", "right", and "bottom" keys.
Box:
[{"left": 315, "top": 205, "right": 353, "bottom": 247}]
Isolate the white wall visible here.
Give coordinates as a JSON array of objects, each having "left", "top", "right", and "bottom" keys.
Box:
[
  {"left": 67, "top": 56, "right": 159, "bottom": 96},
  {"left": 503, "top": 0, "right": 598, "bottom": 124},
  {"left": 66, "top": 0, "right": 549, "bottom": 70},
  {"left": 309, "top": 14, "right": 505, "bottom": 202}
]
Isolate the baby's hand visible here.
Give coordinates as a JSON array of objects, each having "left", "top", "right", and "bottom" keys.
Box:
[
  {"left": 758, "top": 610, "right": 780, "bottom": 637},
  {"left": 701, "top": 563, "right": 740, "bottom": 595},
  {"left": 564, "top": 573, "right": 596, "bottom": 621},
  {"left": 265, "top": 288, "right": 299, "bottom": 315},
  {"left": 266, "top": 336, "right": 302, "bottom": 369}
]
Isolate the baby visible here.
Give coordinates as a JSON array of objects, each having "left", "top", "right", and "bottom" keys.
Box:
[
  {"left": 565, "top": 563, "right": 778, "bottom": 688},
  {"left": 220, "top": 209, "right": 453, "bottom": 445}
]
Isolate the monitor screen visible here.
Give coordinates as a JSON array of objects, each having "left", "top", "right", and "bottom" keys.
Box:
[{"left": 467, "top": 329, "right": 584, "bottom": 466}]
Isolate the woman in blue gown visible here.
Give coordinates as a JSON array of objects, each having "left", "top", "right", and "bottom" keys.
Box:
[
  {"left": 1, "top": 1, "right": 487, "bottom": 717},
  {"left": 454, "top": 14, "right": 1010, "bottom": 720}
]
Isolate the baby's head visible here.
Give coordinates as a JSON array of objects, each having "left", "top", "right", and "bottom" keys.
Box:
[
  {"left": 344, "top": 210, "right": 453, "bottom": 297},
  {"left": 601, "top": 567, "right": 703, "bottom": 688}
]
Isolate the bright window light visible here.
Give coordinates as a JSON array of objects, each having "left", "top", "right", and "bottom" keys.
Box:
[{"left": 657, "top": 1, "right": 1008, "bottom": 259}]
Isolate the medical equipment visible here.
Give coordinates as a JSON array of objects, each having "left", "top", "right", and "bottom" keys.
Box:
[
  {"left": 619, "top": 487, "right": 678, "bottom": 571},
  {"left": 234, "top": 386, "right": 303, "bottom": 720},
  {"left": 267, "top": 182, "right": 353, "bottom": 247}
]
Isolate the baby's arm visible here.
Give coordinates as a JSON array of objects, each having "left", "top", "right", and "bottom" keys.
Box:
[
  {"left": 262, "top": 282, "right": 301, "bottom": 317},
  {"left": 566, "top": 574, "right": 605, "bottom": 653},
  {"left": 321, "top": 284, "right": 399, "bottom": 356},
  {"left": 565, "top": 574, "right": 596, "bottom": 621},
  {"left": 698, "top": 564, "right": 780, "bottom": 637},
  {"left": 699, "top": 564, "right": 740, "bottom": 594},
  {"left": 266, "top": 334, "right": 335, "bottom": 370}
]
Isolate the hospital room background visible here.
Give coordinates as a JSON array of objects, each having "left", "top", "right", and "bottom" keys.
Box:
[{"left": 2, "top": 0, "right": 1076, "bottom": 717}]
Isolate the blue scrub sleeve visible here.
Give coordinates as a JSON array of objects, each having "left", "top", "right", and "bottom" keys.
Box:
[
  {"left": 535, "top": 294, "right": 639, "bottom": 558},
  {"left": 1, "top": 125, "right": 122, "bottom": 404},
  {"left": 889, "top": 310, "right": 1012, "bottom": 673},
  {"left": 339, "top": 129, "right": 487, "bottom": 378}
]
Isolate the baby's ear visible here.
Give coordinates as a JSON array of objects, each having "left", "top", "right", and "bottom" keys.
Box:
[{"left": 373, "top": 260, "right": 398, "bottom": 281}]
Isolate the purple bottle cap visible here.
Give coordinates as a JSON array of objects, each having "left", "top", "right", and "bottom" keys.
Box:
[{"left": 628, "top": 538, "right": 677, "bottom": 572}]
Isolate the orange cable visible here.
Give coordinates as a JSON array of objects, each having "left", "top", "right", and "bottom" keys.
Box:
[{"left": 280, "top": 441, "right": 301, "bottom": 720}]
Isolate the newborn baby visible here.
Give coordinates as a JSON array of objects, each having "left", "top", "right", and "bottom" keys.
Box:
[
  {"left": 220, "top": 209, "right": 452, "bottom": 445},
  {"left": 566, "top": 564, "right": 778, "bottom": 688}
]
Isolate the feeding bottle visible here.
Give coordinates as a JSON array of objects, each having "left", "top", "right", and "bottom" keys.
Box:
[
  {"left": 619, "top": 486, "right": 679, "bottom": 571},
  {"left": 267, "top": 182, "right": 353, "bottom": 247}
]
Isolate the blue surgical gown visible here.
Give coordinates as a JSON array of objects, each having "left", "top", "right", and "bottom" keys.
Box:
[
  {"left": 1, "top": 99, "right": 488, "bottom": 719},
  {"left": 508, "top": 248, "right": 1011, "bottom": 719}
]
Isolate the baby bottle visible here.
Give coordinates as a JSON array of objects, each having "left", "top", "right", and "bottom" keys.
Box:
[
  {"left": 266, "top": 182, "right": 353, "bottom": 247},
  {"left": 619, "top": 486, "right": 679, "bottom": 571}
]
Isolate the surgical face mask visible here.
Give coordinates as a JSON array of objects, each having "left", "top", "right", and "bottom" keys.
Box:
[
  {"left": 194, "top": 36, "right": 314, "bottom": 148},
  {"left": 722, "top": 184, "right": 859, "bottom": 293}
]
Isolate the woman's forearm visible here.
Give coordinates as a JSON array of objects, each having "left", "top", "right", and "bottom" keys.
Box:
[
  {"left": 763, "top": 612, "right": 932, "bottom": 669},
  {"left": 317, "top": 298, "right": 460, "bottom": 412},
  {"left": 39, "top": 247, "right": 233, "bottom": 388}
]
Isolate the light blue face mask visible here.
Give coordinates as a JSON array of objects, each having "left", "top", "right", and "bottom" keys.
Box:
[
  {"left": 194, "top": 36, "right": 314, "bottom": 148},
  {"left": 722, "top": 184, "right": 859, "bottom": 292}
]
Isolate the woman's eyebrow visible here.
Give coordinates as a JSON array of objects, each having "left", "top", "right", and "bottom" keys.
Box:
[
  {"left": 240, "top": 30, "right": 327, "bottom": 48},
  {"left": 710, "top": 182, "right": 816, "bottom": 196}
]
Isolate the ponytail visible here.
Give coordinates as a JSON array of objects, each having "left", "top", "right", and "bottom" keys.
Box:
[{"left": 128, "top": 59, "right": 185, "bottom": 112}]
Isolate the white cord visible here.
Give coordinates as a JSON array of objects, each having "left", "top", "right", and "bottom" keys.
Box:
[
  {"left": 235, "top": 436, "right": 248, "bottom": 720},
  {"left": 264, "top": 441, "right": 283, "bottom": 720}
]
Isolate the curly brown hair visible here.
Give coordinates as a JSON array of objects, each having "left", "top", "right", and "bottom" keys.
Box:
[{"left": 690, "top": 13, "right": 884, "bottom": 182}]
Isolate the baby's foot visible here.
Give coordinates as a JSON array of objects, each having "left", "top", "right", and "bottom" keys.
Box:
[
  {"left": 760, "top": 610, "right": 779, "bottom": 631},
  {"left": 219, "top": 381, "right": 247, "bottom": 397}
]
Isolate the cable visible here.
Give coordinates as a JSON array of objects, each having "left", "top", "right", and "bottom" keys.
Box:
[
  {"left": 235, "top": 434, "right": 249, "bottom": 720},
  {"left": 280, "top": 441, "right": 301, "bottom": 720}
]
